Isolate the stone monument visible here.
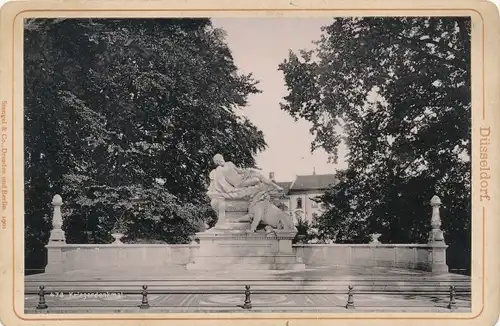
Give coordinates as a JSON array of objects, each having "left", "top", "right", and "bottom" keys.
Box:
[{"left": 186, "top": 154, "right": 305, "bottom": 271}]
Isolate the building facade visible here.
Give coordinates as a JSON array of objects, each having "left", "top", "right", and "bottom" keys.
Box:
[{"left": 271, "top": 172, "right": 337, "bottom": 223}]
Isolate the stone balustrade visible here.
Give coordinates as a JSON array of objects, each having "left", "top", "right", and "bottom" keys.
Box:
[
  {"left": 293, "top": 243, "right": 432, "bottom": 270},
  {"left": 46, "top": 242, "right": 439, "bottom": 273},
  {"left": 46, "top": 243, "right": 197, "bottom": 273},
  {"left": 44, "top": 194, "right": 450, "bottom": 274}
]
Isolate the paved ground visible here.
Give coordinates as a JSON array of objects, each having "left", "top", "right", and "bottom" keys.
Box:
[
  {"left": 25, "top": 292, "right": 471, "bottom": 313},
  {"left": 24, "top": 266, "right": 471, "bottom": 313}
]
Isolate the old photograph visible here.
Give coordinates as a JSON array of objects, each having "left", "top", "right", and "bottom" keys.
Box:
[{"left": 23, "top": 16, "right": 472, "bottom": 313}]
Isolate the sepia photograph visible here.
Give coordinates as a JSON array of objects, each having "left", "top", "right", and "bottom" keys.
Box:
[{"left": 18, "top": 15, "right": 477, "bottom": 314}]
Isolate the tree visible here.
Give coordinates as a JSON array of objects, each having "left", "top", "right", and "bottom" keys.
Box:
[
  {"left": 293, "top": 216, "right": 319, "bottom": 244},
  {"left": 279, "top": 17, "right": 471, "bottom": 273},
  {"left": 24, "top": 18, "right": 266, "bottom": 271}
]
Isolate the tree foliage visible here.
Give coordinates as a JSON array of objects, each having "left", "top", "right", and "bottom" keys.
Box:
[
  {"left": 292, "top": 216, "right": 320, "bottom": 244},
  {"left": 24, "top": 18, "right": 266, "bottom": 270},
  {"left": 279, "top": 17, "right": 471, "bottom": 273}
]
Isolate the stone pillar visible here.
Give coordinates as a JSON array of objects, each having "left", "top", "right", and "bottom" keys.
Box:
[
  {"left": 48, "top": 194, "right": 65, "bottom": 243},
  {"left": 426, "top": 195, "right": 449, "bottom": 274},
  {"left": 45, "top": 194, "right": 66, "bottom": 274}
]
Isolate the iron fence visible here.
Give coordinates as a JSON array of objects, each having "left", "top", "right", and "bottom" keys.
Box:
[{"left": 26, "top": 284, "right": 470, "bottom": 311}]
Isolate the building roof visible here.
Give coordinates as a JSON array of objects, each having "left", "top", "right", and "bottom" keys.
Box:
[
  {"left": 275, "top": 181, "right": 292, "bottom": 194},
  {"left": 288, "top": 174, "right": 337, "bottom": 192}
]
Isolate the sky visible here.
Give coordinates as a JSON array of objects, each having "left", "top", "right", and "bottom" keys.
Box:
[{"left": 211, "top": 18, "right": 348, "bottom": 182}]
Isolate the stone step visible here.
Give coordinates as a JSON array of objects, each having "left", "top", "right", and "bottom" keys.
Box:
[
  {"left": 187, "top": 263, "right": 306, "bottom": 271},
  {"left": 24, "top": 272, "right": 471, "bottom": 281},
  {"left": 24, "top": 272, "right": 472, "bottom": 283},
  {"left": 186, "top": 255, "right": 305, "bottom": 271}
]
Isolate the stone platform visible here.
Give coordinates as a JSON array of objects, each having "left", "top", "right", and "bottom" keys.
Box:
[
  {"left": 186, "top": 229, "right": 304, "bottom": 271},
  {"left": 42, "top": 195, "right": 454, "bottom": 275},
  {"left": 186, "top": 199, "right": 305, "bottom": 271}
]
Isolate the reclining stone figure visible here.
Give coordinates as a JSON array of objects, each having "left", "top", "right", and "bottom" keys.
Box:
[{"left": 206, "top": 154, "right": 295, "bottom": 233}]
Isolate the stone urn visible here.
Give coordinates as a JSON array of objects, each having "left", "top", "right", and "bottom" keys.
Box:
[
  {"left": 370, "top": 233, "right": 382, "bottom": 244},
  {"left": 189, "top": 235, "right": 200, "bottom": 244},
  {"left": 111, "top": 233, "right": 124, "bottom": 244}
]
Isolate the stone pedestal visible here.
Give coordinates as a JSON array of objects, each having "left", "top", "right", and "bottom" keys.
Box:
[
  {"left": 187, "top": 199, "right": 305, "bottom": 271},
  {"left": 45, "top": 244, "right": 64, "bottom": 274},
  {"left": 48, "top": 229, "right": 66, "bottom": 243},
  {"left": 426, "top": 243, "right": 449, "bottom": 273}
]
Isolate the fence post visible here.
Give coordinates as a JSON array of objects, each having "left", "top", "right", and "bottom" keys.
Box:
[
  {"left": 447, "top": 285, "right": 457, "bottom": 311},
  {"left": 243, "top": 285, "right": 252, "bottom": 310},
  {"left": 37, "top": 285, "right": 48, "bottom": 310},
  {"left": 345, "top": 285, "right": 355, "bottom": 309},
  {"left": 139, "top": 285, "right": 150, "bottom": 309}
]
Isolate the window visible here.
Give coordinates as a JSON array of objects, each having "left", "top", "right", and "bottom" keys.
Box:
[{"left": 296, "top": 197, "right": 302, "bottom": 209}]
